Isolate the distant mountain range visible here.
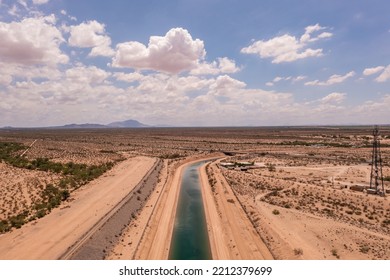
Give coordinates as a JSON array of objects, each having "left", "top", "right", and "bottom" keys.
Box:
[
  {"left": 58, "top": 119, "right": 149, "bottom": 129},
  {"left": 1, "top": 119, "right": 151, "bottom": 129},
  {"left": 107, "top": 119, "right": 149, "bottom": 128}
]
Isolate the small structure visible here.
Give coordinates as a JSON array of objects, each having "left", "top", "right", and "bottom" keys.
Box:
[
  {"left": 350, "top": 185, "right": 366, "bottom": 192},
  {"left": 236, "top": 161, "right": 253, "bottom": 167},
  {"left": 366, "top": 188, "right": 379, "bottom": 195},
  {"left": 219, "top": 161, "right": 254, "bottom": 171},
  {"left": 220, "top": 162, "right": 235, "bottom": 169}
]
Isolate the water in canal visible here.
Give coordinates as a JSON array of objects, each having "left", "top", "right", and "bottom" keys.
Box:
[{"left": 168, "top": 160, "right": 212, "bottom": 260}]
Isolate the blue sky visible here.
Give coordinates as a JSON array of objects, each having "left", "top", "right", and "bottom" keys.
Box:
[{"left": 0, "top": 0, "right": 389, "bottom": 126}]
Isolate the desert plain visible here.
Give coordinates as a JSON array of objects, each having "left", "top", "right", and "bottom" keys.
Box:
[{"left": 0, "top": 126, "right": 389, "bottom": 260}]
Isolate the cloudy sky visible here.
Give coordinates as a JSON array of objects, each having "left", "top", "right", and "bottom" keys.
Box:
[{"left": 0, "top": 0, "right": 389, "bottom": 127}]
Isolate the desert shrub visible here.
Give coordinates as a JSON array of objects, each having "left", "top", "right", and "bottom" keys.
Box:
[
  {"left": 272, "top": 209, "right": 280, "bottom": 215},
  {"left": 0, "top": 142, "right": 30, "bottom": 168},
  {"left": 359, "top": 245, "right": 370, "bottom": 254},
  {"left": 294, "top": 248, "right": 303, "bottom": 256},
  {"left": 0, "top": 220, "right": 11, "bottom": 233},
  {"left": 227, "top": 199, "right": 235, "bottom": 204},
  {"left": 266, "top": 163, "right": 276, "bottom": 172},
  {"left": 160, "top": 153, "right": 181, "bottom": 159},
  {"left": 0, "top": 142, "right": 25, "bottom": 159},
  {"left": 382, "top": 219, "right": 390, "bottom": 227},
  {"left": 331, "top": 249, "right": 340, "bottom": 259},
  {"left": 268, "top": 190, "right": 279, "bottom": 197},
  {"left": 9, "top": 213, "right": 28, "bottom": 229},
  {"left": 36, "top": 209, "right": 47, "bottom": 219},
  {"left": 61, "top": 190, "right": 70, "bottom": 201},
  {"left": 100, "top": 150, "right": 115, "bottom": 153}
]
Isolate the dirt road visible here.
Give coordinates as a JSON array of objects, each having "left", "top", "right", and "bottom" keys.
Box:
[
  {"left": 0, "top": 156, "right": 156, "bottom": 259},
  {"left": 202, "top": 161, "right": 273, "bottom": 259}
]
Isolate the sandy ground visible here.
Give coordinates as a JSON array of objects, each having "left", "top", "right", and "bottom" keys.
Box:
[
  {"left": 201, "top": 161, "right": 273, "bottom": 259},
  {"left": 221, "top": 160, "right": 390, "bottom": 259},
  {"left": 243, "top": 197, "right": 390, "bottom": 259},
  {"left": 0, "top": 156, "right": 155, "bottom": 259}
]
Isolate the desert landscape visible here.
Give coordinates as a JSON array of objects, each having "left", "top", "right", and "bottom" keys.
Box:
[{"left": 0, "top": 126, "right": 389, "bottom": 260}]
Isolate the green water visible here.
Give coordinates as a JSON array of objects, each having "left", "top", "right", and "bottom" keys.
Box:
[{"left": 168, "top": 161, "right": 212, "bottom": 260}]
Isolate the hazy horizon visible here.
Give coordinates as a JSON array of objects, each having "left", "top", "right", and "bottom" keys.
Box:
[{"left": 2, "top": 119, "right": 389, "bottom": 129}]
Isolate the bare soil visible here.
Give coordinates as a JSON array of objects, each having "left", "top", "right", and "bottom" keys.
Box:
[{"left": 1, "top": 126, "right": 389, "bottom": 259}]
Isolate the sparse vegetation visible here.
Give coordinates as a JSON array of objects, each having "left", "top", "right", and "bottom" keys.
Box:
[
  {"left": 0, "top": 141, "right": 115, "bottom": 231},
  {"left": 160, "top": 153, "right": 182, "bottom": 159}
]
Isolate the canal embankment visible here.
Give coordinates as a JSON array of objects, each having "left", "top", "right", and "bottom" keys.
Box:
[
  {"left": 133, "top": 153, "right": 272, "bottom": 260},
  {"left": 137, "top": 154, "right": 223, "bottom": 259}
]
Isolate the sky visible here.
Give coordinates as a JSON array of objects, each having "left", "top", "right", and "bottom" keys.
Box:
[{"left": 0, "top": 0, "right": 390, "bottom": 127}]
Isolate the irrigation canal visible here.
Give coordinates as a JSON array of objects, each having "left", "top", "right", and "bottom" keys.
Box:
[{"left": 168, "top": 160, "right": 212, "bottom": 260}]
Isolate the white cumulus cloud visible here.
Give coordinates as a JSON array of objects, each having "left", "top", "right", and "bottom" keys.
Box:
[
  {"left": 0, "top": 15, "right": 68, "bottom": 65},
  {"left": 320, "top": 92, "right": 346, "bottom": 104},
  {"left": 32, "top": 0, "right": 50, "bottom": 5},
  {"left": 209, "top": 75, "right": 246, "bottom": 96},
  {"left": 292, "top": 75, "right": 307, "bottom": 83},
  {"left": 375, "top": 65, "right": 390, "bottom": 82},
  {"left": 363, "top": 66, "right": 385, "bottom": 76},
  {"left": 112, "top": 28, "right": 206, "bottom": 74},
  {"left": 113, "top": 72, "right": 145, "bottom": 83},
  {"left": 65, "top": 65, "right": 110, "bottom": 85},
  {"left": 190, "top": 57, "right": 240, "bottom": 75},
  {"left": 266, "top": 75, "right": 306, "bottom": 86},
  {"left": 0, "top": 74, "right": 12, "bottom": 86},
  {"left": 68, "top": 20, "right": 114, "bottom": 57},
  {"left": 241, "top": 24, "right": 332, "bottom": 63},
  {"left": 305, "top": 71, "right": 355, "bottom": 86}
]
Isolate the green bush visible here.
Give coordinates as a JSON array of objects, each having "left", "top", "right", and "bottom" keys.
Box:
[
  {"left": 0, "top": 220, "right": 11, "bottom": 233},
  {"left": 9, "top": 213, "right": 27, "bottom": 229}
]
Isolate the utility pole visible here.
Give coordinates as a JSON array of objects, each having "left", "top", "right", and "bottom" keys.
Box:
[{"left": 369, "top": 126, "right": 385, "bottom": 196}]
